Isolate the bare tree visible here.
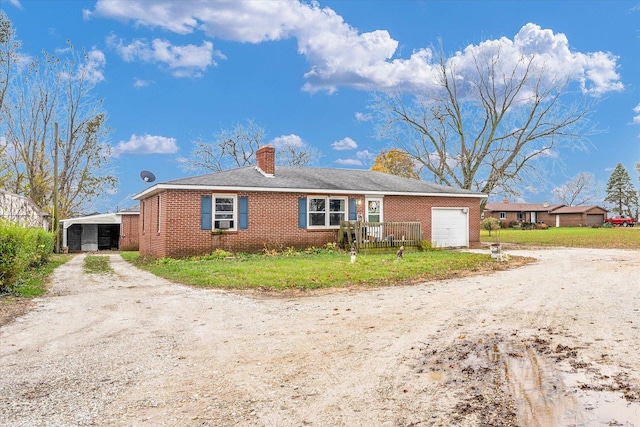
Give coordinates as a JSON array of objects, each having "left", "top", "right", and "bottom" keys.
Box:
[
  {"left": 275, "top": 142, "right": 318, "bottom": 166},
  {"left": 185, "top": 120, "right": 319, "bottom": 172},
  {"left": 2, "top": 39, "right": 115, "bottom": 217},
  {"left": 552, "top": 172, "right": 600, "bottom": 206},
  {"left": 373, "top": 45, "right": 596, "bottom": 202},
  {"left": 271, "top": 134, "right": 320, "bottom": 167},
  {"left": 0, "top": 12, "right": 20, "bottom": 187},
  {"left": 187, "top": 119, "right": 265, "bottom": 172},
  {"left": 0, "top": 12, "right": 19, "bottom": 115}
]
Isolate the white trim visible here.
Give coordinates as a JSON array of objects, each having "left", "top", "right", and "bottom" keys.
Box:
[
  {"left": 133, "top": 183, "right": 487, "bottom": 200},
  {"left": 365, "top": 197, "right": 383, "bottom": 222},
  {"left": 212, "top": 194, "right": 238, "bottom": 232},
  {"left": 307, "top": 196, "right": 347, "bottom": 229},
  {"left": 254, "top": 166, "right": 275, "bottom": 178},
  {"left": 61, "top": 213, "right": 122, "bottom": 229}
]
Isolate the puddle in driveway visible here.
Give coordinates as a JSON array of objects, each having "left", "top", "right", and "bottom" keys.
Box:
[
  {"left": 499, "top": 342, "right": 640, "bottom": 426},
  {"left": 499, "top": 342, "right": 584, "bottom": 426}
]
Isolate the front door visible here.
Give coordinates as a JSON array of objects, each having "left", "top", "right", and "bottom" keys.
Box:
[
  {"left": 365, "top": 198, "right": 383, "bottom": 241},
  {"left": 366, "top": 198, "right": 383, "bottom": 223}
]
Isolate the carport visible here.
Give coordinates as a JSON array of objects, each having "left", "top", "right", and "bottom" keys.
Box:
[{"left": 61, "top": 213, "right": 121, "bottom": 252}]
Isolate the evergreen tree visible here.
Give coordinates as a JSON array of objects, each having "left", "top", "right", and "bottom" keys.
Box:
[{"left": 605, "top": 163, "right": 638, "bottom": 216}]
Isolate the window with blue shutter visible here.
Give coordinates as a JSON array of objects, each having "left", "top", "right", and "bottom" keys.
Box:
[
  {"left": 201, "top": 195, "right": 212, "bottom": 230},
  {"left": 239, "top": 197, "right": 248, "bottom": 230},
  {"left": 349, "top": 198, "right": 357, "bottom": 221},
  {"left": 298, "top": 197, "right": 307, "bottom": 228}
]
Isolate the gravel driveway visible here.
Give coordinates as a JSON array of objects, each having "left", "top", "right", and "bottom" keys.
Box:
[{"left": 2, "top": 249, "right": 640, "bottom": 426}]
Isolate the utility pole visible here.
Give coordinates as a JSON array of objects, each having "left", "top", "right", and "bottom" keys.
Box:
[{"left": 53, "top": 122, "right": 59, "bottom": 253}]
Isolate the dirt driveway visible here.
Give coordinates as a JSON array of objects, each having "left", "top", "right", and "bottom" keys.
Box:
[{"left": 2, "top": 248, "right": 640, "bottom": 426}]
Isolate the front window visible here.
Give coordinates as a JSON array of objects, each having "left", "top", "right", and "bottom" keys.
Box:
[
  {"left": 499, "top": 212, "right": 506, "bottom": 220},
  {"left": 308, "top": 197, "right": 347, "bottom": 228},
  {"left": 517, "top": 212, "right": 525, "bottom": 221},
  {"left": 214, "top": 195, "right": 237, "bottom": 230}
]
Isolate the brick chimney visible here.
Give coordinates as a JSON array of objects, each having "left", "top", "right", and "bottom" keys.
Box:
[{"left": 256, "top": 145, "right": 275, "bottom": 176}]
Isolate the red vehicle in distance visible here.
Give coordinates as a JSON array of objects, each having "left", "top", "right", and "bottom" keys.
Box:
[{"left": 604, "top": 214, "right": 637, "bottom": 227}]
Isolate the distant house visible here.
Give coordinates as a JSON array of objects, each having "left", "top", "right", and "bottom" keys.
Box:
[
  {"left": 61, "top": 205, "right": 140, "bottom": 252},
  {"left": 0, "top": 189, "right": 50, "bottom": 230},
  {"left": 133, "top": 146, "right": 487, "bottom": 258},
  {"left": 483, "top": 201, "right": 607, "bottom": 227}
]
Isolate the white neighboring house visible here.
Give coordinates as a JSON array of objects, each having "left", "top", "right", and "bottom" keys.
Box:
[{"left": 0, "top": 189, "right": 50, "bottom": 230}]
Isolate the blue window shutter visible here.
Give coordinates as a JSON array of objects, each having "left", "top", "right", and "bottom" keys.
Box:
[
  {"left": 239, "top": 197, "right": 248, "bottom": 230},
  {"left": 298, "top": 197, "right": 307, "bottom": 228},
  {"left": 201, "top": 196, "right": 212, "bottom": 230},
  {"left": 349, "top": 198, "right": 357, "bottom": 221}
]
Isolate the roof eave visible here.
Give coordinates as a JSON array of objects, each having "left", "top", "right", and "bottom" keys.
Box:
[{"left": 132, "top": 184, "right": 486, "bottom": 200}]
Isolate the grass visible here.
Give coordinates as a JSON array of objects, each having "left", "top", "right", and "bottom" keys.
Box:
[
  {"left": 121, "top": 249, "right": 509, "bottom": 291},
  {"left": 83, "top": 255, "right": 114, "bottom": 274},
  {"left": 7, "top": 254, "right": 72, "bottom": 298},
  {"left": 481, "top": 226, "right": 640, "bottom": 249}
]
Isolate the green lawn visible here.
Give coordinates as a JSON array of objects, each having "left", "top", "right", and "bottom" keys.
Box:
[
  {"left": 481, "top": 226, "right": 640, "bottom": 249},
  {"left": 121, "top": 249, "right": 509, "bottom": 291},
  {"left": 8, "top": 254, "right": 72, "bottom": 298},
  {"left": 83, "top": 255, "right": 114, "bottom": 274}
]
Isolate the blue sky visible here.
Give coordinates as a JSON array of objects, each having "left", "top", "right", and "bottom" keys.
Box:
[{"left": 2, "top": 0, "right": 639, "bottom": 212}]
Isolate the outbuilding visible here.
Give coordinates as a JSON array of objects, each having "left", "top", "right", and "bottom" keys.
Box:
[{"left": 61, "top": 206, "right": 140, "bottom": 252}]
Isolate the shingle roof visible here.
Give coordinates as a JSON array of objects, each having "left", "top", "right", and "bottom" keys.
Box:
[
  {"left": 484, "top": 202, "right": 563, "bottom": 212},
  {"left": 549, "top": 205, "right": 607, "bottom": 214},
  {"left": 134, "top": 166, "right": 485, "bottom": 200},
  {"left": 117, "top": 205, "right": 140, "bottom": 214},
  {"left": 484, "top": 202, "right": 608, "bottom": 214}
]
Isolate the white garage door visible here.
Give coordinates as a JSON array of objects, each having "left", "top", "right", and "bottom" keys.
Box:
[{"left": 432, "top": 208, "right": 469, "bottom": 248}]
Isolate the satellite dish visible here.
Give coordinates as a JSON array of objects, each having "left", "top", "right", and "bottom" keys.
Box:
[{"left": 140, "top": 170, "right": 156, "bottom": 183}]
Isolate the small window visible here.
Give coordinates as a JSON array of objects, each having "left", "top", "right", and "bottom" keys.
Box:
[
  {"left": 308, "top": 196, "right": 347, "bottom": 228},
  {"left": 214, "top": 196, "right": 237, "bottom": 230},
  {"left": 499, "top": 212, "right": 506, "bottom": 220},
  {"left": 517, "top": 212, "right": 525, "bottom": 221}
]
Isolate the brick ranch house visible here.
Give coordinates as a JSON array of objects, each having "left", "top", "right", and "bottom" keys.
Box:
[
  {"left": 133, "top": 146, "right": 486, "bottom": 259},
  {"left": 483, "top": 202, "right": 607, "bottom": 227}
]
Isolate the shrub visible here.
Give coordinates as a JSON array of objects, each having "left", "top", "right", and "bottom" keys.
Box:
[
  {"left": 418, "top": 240, "right": 440, "bottom": 251},
  {"left": 480, "top": 217, "right": 501, "bottom": 236},
  {"left": 0, "top": 220, "right": 54, "bottom": 292}
]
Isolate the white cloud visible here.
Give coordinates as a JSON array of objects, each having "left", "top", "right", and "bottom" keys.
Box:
[
  {"left": 633, "top": 104, "right": 640, "bottom": 125},
  {"left": 81, "top": 48, "right": 107, "bottom": 83},
  {"left": 355, "top": 112, "right": 372, "bottom": 122},
  {"left": 93, "top": 2, "right": 623, "bottom": 95},
  {"left": 112, "top": 134, "right": 178, "bottom": 157},
  {"left": 334, "top": 158, "right": 363, "bottom": 166},
  {"left": 107, "top": 35, "right": 216, "bottom": 78},
  {"left": 331, "top": 137, "right": 357, "bottom": 151},
  {"left": 356, "top": 150, "right": 375, "bottom": 162},
  {"left": 133, "top": 78, "right": 153, "bottom": 88},
  {"left": 269, "top": 134, "right": 304, "bottom": 148},
  {"left": 57, "top": 46, "right": 106, "bottom": 84}
]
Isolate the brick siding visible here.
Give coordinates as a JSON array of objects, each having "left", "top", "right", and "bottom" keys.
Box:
[
  {"left": 119, "top": 214, "right": 139, "bottom": 251},
  {"left": 139, "top": 190, "right": 483, "bottom": 258}
]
